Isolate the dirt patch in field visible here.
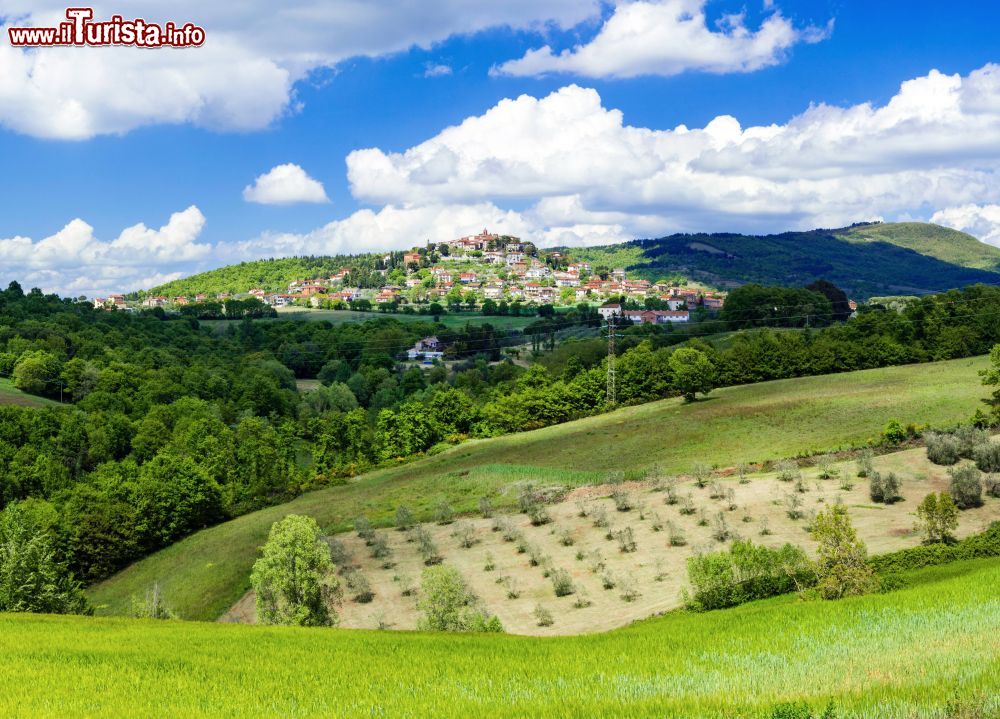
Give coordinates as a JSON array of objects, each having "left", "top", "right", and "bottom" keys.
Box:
[{"left": 563, "top": 481, "right": 649, "bottom": 503}]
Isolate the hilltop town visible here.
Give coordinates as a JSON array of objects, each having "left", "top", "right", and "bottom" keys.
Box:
[{"left": 96, "top": 228, "right": 726, "bottom": 321}]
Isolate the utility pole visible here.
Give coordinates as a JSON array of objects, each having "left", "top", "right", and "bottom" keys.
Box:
[{"left": 606, "top": 312, "right": 617, "bottom": 406}]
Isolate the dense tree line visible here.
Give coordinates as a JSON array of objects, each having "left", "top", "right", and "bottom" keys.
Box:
[
  {"left": 0, "top": 283, "right": 540, "bottom": 582},
  {"left": 719, "top": 284, "right": 835, "bottom": 329},
  {"left": 176, "top": 298, "right": 277, "bottom": 320}
]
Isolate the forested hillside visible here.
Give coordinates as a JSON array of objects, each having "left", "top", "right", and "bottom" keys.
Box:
[{"left": 579, "top": 222, "right": 1000, "bottom": 297}]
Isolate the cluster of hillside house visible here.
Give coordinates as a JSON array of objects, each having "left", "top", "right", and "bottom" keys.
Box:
[
  {"left": 254, "top": 229, "right": 726, "bottom": 312},
  {"left": 93, "top": 228, "right": 727, "bottom": 314}
]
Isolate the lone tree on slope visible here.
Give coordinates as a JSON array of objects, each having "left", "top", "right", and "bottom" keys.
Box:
[{"left": 251, "top": 514, "right": 340, "bottom": 627}]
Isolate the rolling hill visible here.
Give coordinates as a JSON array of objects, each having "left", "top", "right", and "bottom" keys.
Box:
[
  {"left": 601, "top": 222, "right": 1000, "bottom": 297},
  {"left": 87, "top": 355, "right": 991, "bottom": 622},
  {"left": 138, "top": 254, "right": 382, "bottom": 298},
  {"left": 839, "top": 221, "right": 1000, "bottom": 271},
  {"left": 222, "top": 442, "right": 1000, "bottom": 635}
]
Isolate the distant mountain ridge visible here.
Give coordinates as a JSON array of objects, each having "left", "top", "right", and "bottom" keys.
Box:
[
  {"left": 142, "top": 222, "right": 1000, "bottom": 300},
  {"left": 598, "top": 222, "right": 1000, "bottom": 298}
]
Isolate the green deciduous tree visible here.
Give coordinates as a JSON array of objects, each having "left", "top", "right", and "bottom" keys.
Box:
[
  {"left": 12, "top": 350, "right": 63, "bottom": 397},
  {"left": 134, "top": 454, "right": 223, "bottom": 550},
  {"left": 416, "top": 565, "right": 502, "bottom": 632},
  {"left": 810, "top": 504, "right": 877, "bottom": 600},
  {"left": 0, "top": 502, "right": 90, "bottom": 615},
  {"left": 251, "top": 514, "right": 340, "bottom": 627},
  {"left": 914, "top": 492, "right": 959, "bottom": 544},
  {"left": 669, "top": 347, "right": 716, "bottom": 402}
]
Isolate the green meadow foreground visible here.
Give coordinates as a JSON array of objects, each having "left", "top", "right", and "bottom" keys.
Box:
[
  {"left": 6, "top": 559, "right": 1000, "bottom": 718},
  {"left": 89, "top": 356, "right": 991, "bottom": 621}
]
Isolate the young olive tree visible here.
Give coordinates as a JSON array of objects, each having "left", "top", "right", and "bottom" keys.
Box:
[
  {"left": 417, "top": 565, "right": 502, "bottom": 632},
  {"left": 129, "top": 583, "right": 177, "bottom": 620},
  {"left": 949, "top": 465, "right": 984, "bottom": 509}
]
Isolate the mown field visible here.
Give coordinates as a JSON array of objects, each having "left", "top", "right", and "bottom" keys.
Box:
[
  {"left": 222, "top": 444, "right": 1000, "bottom": 634},
  {"left": 88, "top": 356, "right": 992, "bottom": 621},
  {"left": 10, "top": 558, "right": 1000, "bottom": 718},
  {"left": 0, "top": 377, "right": 59, "bottom": 408}
]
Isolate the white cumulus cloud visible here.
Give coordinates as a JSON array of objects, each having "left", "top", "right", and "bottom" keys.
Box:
[
  {"left": 423, "top": 63, "right": 454, "bottom": 78},
  {"left": 227, "top": 202, "right": 535, "bottom": 259},
  {"left": 494, "top": 0, "right": 831, "bottom": 79},
  {"left": 346, "top": 64, "right": 1000, "bottom": 235},
  {"left": 0, "top": 206, "right": 209, "bottom": 296},
  {"left": 932, "top": 204, "right": 1000, "bottom": 247},
  {"left": 243, "top": 164, "right": 330, "bottom": 205},
  {"left": 222, "top": 201, "right": 631, "bottom": 261},
  {"left": 0, "top": 1, "right": 600, "bottom": 139}
]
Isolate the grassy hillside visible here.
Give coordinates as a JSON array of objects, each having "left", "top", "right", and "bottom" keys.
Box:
[
  {"left": 839, "top": 221, "right": 1000, "bottom": 271},
  {"left": 0, "top": 377, "right": 60, "bottom": 408},
  {"left": 141, "top": 254, "right": 380, "bottom": 297},
  {"left": 613, "top": 222, "right": 1000, "bottom": 297},
  {"left": 88, "top": 355, "right": 991, "bottom": 621},
  {"left": 12, "top": 558, "right": 1000, "bottom": 717}
]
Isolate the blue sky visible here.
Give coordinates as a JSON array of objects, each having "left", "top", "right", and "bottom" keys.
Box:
[{"left": 2, "top": 0, "right": 1000, "bottom": 296}]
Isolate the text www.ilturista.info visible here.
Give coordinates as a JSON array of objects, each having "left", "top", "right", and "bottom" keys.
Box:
[{"left": 7, "top": 8, "right": 205, "bottom": 48}]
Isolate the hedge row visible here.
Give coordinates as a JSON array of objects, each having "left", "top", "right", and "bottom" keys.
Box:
[{"left": 869, "top": 521, "right": 1000, "bottom": 574}]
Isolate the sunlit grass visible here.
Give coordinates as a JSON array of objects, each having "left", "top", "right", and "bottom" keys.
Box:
[
  {"left": 11, "top": 559, "right": 1000, "bottom": 718},
  {"left": 0, "top": 377, "right": 59, "bottom": 407}
]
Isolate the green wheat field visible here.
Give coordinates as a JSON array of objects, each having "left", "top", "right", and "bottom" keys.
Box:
[{"left": 5, "top": 557, "right": 999, "bottom": 718}]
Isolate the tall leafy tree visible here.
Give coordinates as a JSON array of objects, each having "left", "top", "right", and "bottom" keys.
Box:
[
  {"left": 0, "top": 503, "right": 90, "bottom": 615},
  {"left": 251, "top": 514, "right": 339, "bottom": 627},
  {"left": 12, "top": 350, "right": 63, "bottom": 397},
  {"left": 810, "top": 505, "right": 877, "bottom": 600},
  {"left": 915, "top": 492, "right": 959, "bottom": 544},
  {"left": 805, "top": 279, "right": 852, "bottom": 322},
  {"left": 669, "top": 348, "right": 716, "bottom": 402}
]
